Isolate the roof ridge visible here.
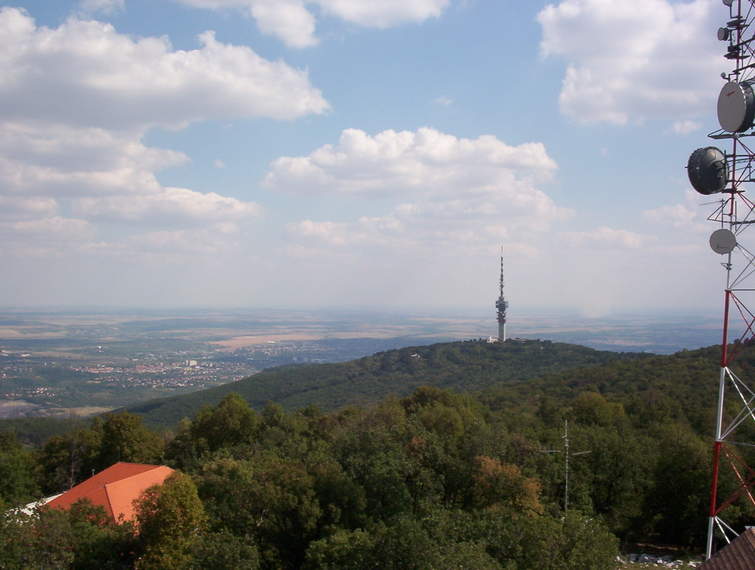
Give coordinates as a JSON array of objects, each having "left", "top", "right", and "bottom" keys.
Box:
[{"left": 107, "top": 465, "right": 161, "bottom": 484}]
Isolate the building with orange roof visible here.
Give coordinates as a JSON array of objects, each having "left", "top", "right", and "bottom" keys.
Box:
[{"left": 46, "top": 462, "right": 174, "bottom": 524}]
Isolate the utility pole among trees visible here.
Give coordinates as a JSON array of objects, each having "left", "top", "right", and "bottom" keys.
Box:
[{"left": 542, "top": 419, "right": 591, "bottom": 512}]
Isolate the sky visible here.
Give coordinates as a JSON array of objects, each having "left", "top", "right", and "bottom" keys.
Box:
[{"left": 0, "top": 0, "right": 735, "bottom": 316}]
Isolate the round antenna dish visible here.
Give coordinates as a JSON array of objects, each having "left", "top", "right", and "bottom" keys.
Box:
[
  {"left": 723, "top": 0, "right": 734, "bottom": 6},
  {"left": 718, "top": 81, "right": 755, "bottom": 132},
  {"left": 718, "top": 27, "right": 731, "bottom": 41},
  {"left": 710, "top": 228, "right": 737, "bottom": 254},
  {"left": 688, "top": 147, "right": 728, "bottom": 194}
]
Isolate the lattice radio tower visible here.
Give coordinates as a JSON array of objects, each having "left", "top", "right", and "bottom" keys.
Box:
[{"left": 688, "top": 0, "right": 755, "bottom": 559}]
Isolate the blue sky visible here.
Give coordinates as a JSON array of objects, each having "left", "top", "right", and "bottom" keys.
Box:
[{"left": 0, "top": 0, "right": 732, "bottom": 316}]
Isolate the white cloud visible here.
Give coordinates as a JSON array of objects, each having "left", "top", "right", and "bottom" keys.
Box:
[
  {"left": 643, "top": 189, "right": 707, "bottom": 231},
  {"left": 173, "top": 0, "right": 449, "bottom": 47},
  {"left": 265, "top": 127, "right": 558, "bottom": 195},
  {"left": 561, "top": 226, "right": 652, "bottom": 249},
  {"left": 538, "top": 0, "right": 721, "bottom": 125},
  {"left": 74, "top": 187, "right": 261, "bottom": 225},
  {"left": 433, "top": 96, "right": 454, "bottom": 106},
  {"left": 0, "top": 196, "right": 58, "bottom": 220},
  {"left": 643, "top": 203, "right": 697, "bottom": 227},
  {"left": 316, "top": 0, "right": 449, "bottom": 28},
  {"left": 276, "top": 128, "right": 569, "bottom": 255},
  {"left": 0, "top": 216, "right": 95, "bottom": 256},
  {"left": 122, "top": 226, "right": 242, "bottom": 256},
  {"left": 250, "top": 0, "right": 318, "bottom": 48},
  {"left": 671, "top": 119, "right": 702, "bottom": 135},
  {"left": 0, "top": 121, "right": 185, "bottom": 196},
  {"left": 0, "top": 8, "right": 313, "bottom": 257},
  {"left": 0, "top": 8, "right": 328, "bottom": 130},
  {"left": 78, "top": 0, "right": 125, "bottom": 16}
]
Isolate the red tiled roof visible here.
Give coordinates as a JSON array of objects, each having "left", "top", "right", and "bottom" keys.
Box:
[
  {"left": 47, "top": 462, "right": 174, "bottom": 523},
  {"left": 702, "top": 528, "right": 755, "bottom": 570}
]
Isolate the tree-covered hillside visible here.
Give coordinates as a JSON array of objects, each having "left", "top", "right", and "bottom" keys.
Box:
[
  {"left": 127, "top": 339, "right": 648, "bottom": 428},
  {"left": 4, "top": 339, "right": 755, "bottom": 568}
]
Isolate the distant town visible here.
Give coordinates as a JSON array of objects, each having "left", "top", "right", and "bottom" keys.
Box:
[{"left": 0, "top": 308, "right": 725, "bottom": 418}]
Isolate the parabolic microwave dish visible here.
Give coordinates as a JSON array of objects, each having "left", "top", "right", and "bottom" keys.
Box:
[
  {"left": 687, "top": 146, "right": 728, "bottom": 195},
  {"left": 718, "top": 80, "right": 755, "bottom": 132},
  {"left": 709, "top": 228, "right": 737, "bottom": 255}
]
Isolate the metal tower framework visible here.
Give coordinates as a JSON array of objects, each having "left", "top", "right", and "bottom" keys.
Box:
[
  {"left": 496, "top": 247, "right": 508, "bottom": 342},
  {"left": 703, "top": 0, "right": 755, "bottom": 559}
]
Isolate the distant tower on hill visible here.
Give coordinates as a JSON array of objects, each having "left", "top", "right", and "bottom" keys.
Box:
[{"left": 496, "top": 247, "right": 508, "bottom": 342}]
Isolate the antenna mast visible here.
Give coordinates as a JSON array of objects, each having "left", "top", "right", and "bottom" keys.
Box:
[
  {"left": 687, "top": 0, "right": 755, "bottom": 559},
  {"left": 496, "top": 246, "right": 508, "bottom": 342}
]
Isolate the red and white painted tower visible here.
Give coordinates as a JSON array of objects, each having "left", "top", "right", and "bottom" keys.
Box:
[{"left": 688, "top": 0, "right": 755, "bottom": 559}]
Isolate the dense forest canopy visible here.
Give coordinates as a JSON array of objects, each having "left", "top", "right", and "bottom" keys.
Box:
[
  {"left": 126, "top": 339, "right": 648, "bottom": 428},
  {"left": 1, "top": 339, "right": 754, "bottom": 568}
]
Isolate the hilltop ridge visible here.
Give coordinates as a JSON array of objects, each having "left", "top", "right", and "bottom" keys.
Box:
[{"left": 126, "top": 339, "right": 648, "bottom": 427}]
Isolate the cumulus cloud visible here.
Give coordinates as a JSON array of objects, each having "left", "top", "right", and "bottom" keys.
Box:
[
  {"left": 0, "top": 121, "right": 185, "bottom": 196},
  {"left": 265, "top": 127, "right": 558, "bottom": 194},
  {"left": 538, "top": 0, "right": 721, "bottom": 125},
  {"left": 275, "top": 128, "right": 569, "bottom": 255},
  {"left": 0, "top": 8, "right": 328, "bottom": 130},
  {"left": 174, "top": 0, "right": 449, "bottom": 47},
  {"left": 0, "top": 7, "right": 318, "bottom": 257}
]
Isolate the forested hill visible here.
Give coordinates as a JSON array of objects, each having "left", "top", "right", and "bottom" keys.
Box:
[{"left": 127, "top": 339, "right": 646, "bottom": 428}]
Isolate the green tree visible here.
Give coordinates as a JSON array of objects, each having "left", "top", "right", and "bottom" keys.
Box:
[
  {"left": 303, "top": 528, "right": 375, "bottom": 569},
  {"left": 39, "top": 425, "right": 102, "bottom": 493},
  {"left": 190, "top": 393, "right": 260, "bottom": 453},
  {"left": 644, "top": 422, "right": 710, "bottom": 545},
  {"left": 190, "top": 530, "right": 260, "bottom": 569},
  {"left": 98, "top": 412, "right": 164, "bottom": 469},
  {"left": 135, "top": 471, "right": 206, "bottom": 569},
  {"left": 199, "top": 454, "right": 321, "bottom": 568},
  {"left": 0, "top": 432, "right": 39, "bottom": 506},
  {"left": 67, "top": 499, "right": 138, "bottom": 569}
]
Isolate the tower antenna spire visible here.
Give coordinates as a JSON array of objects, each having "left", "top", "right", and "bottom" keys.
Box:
[
  {"left": 500, "top": 245, "right": 504, "bottom": 297},
  {"left": 496, "top": 245, "right": 508, "bottom": 342}
]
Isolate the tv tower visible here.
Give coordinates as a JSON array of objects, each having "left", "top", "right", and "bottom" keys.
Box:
[{"left": 496, "top": 247, "right": 508, "bottom": 342}]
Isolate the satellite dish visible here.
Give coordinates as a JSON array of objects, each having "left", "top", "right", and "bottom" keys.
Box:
[
  {"left": 710, "top": 228, "right": 737, "bottom": 254},
  {"left": 718, "top": 27, "right": 731, "bottom": 41},
  {"left": 688, "top": 147, "right": 728, "bottom": 194},
  {"left": 718, "top": 81, "right": 755, "bottom": 132}
]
